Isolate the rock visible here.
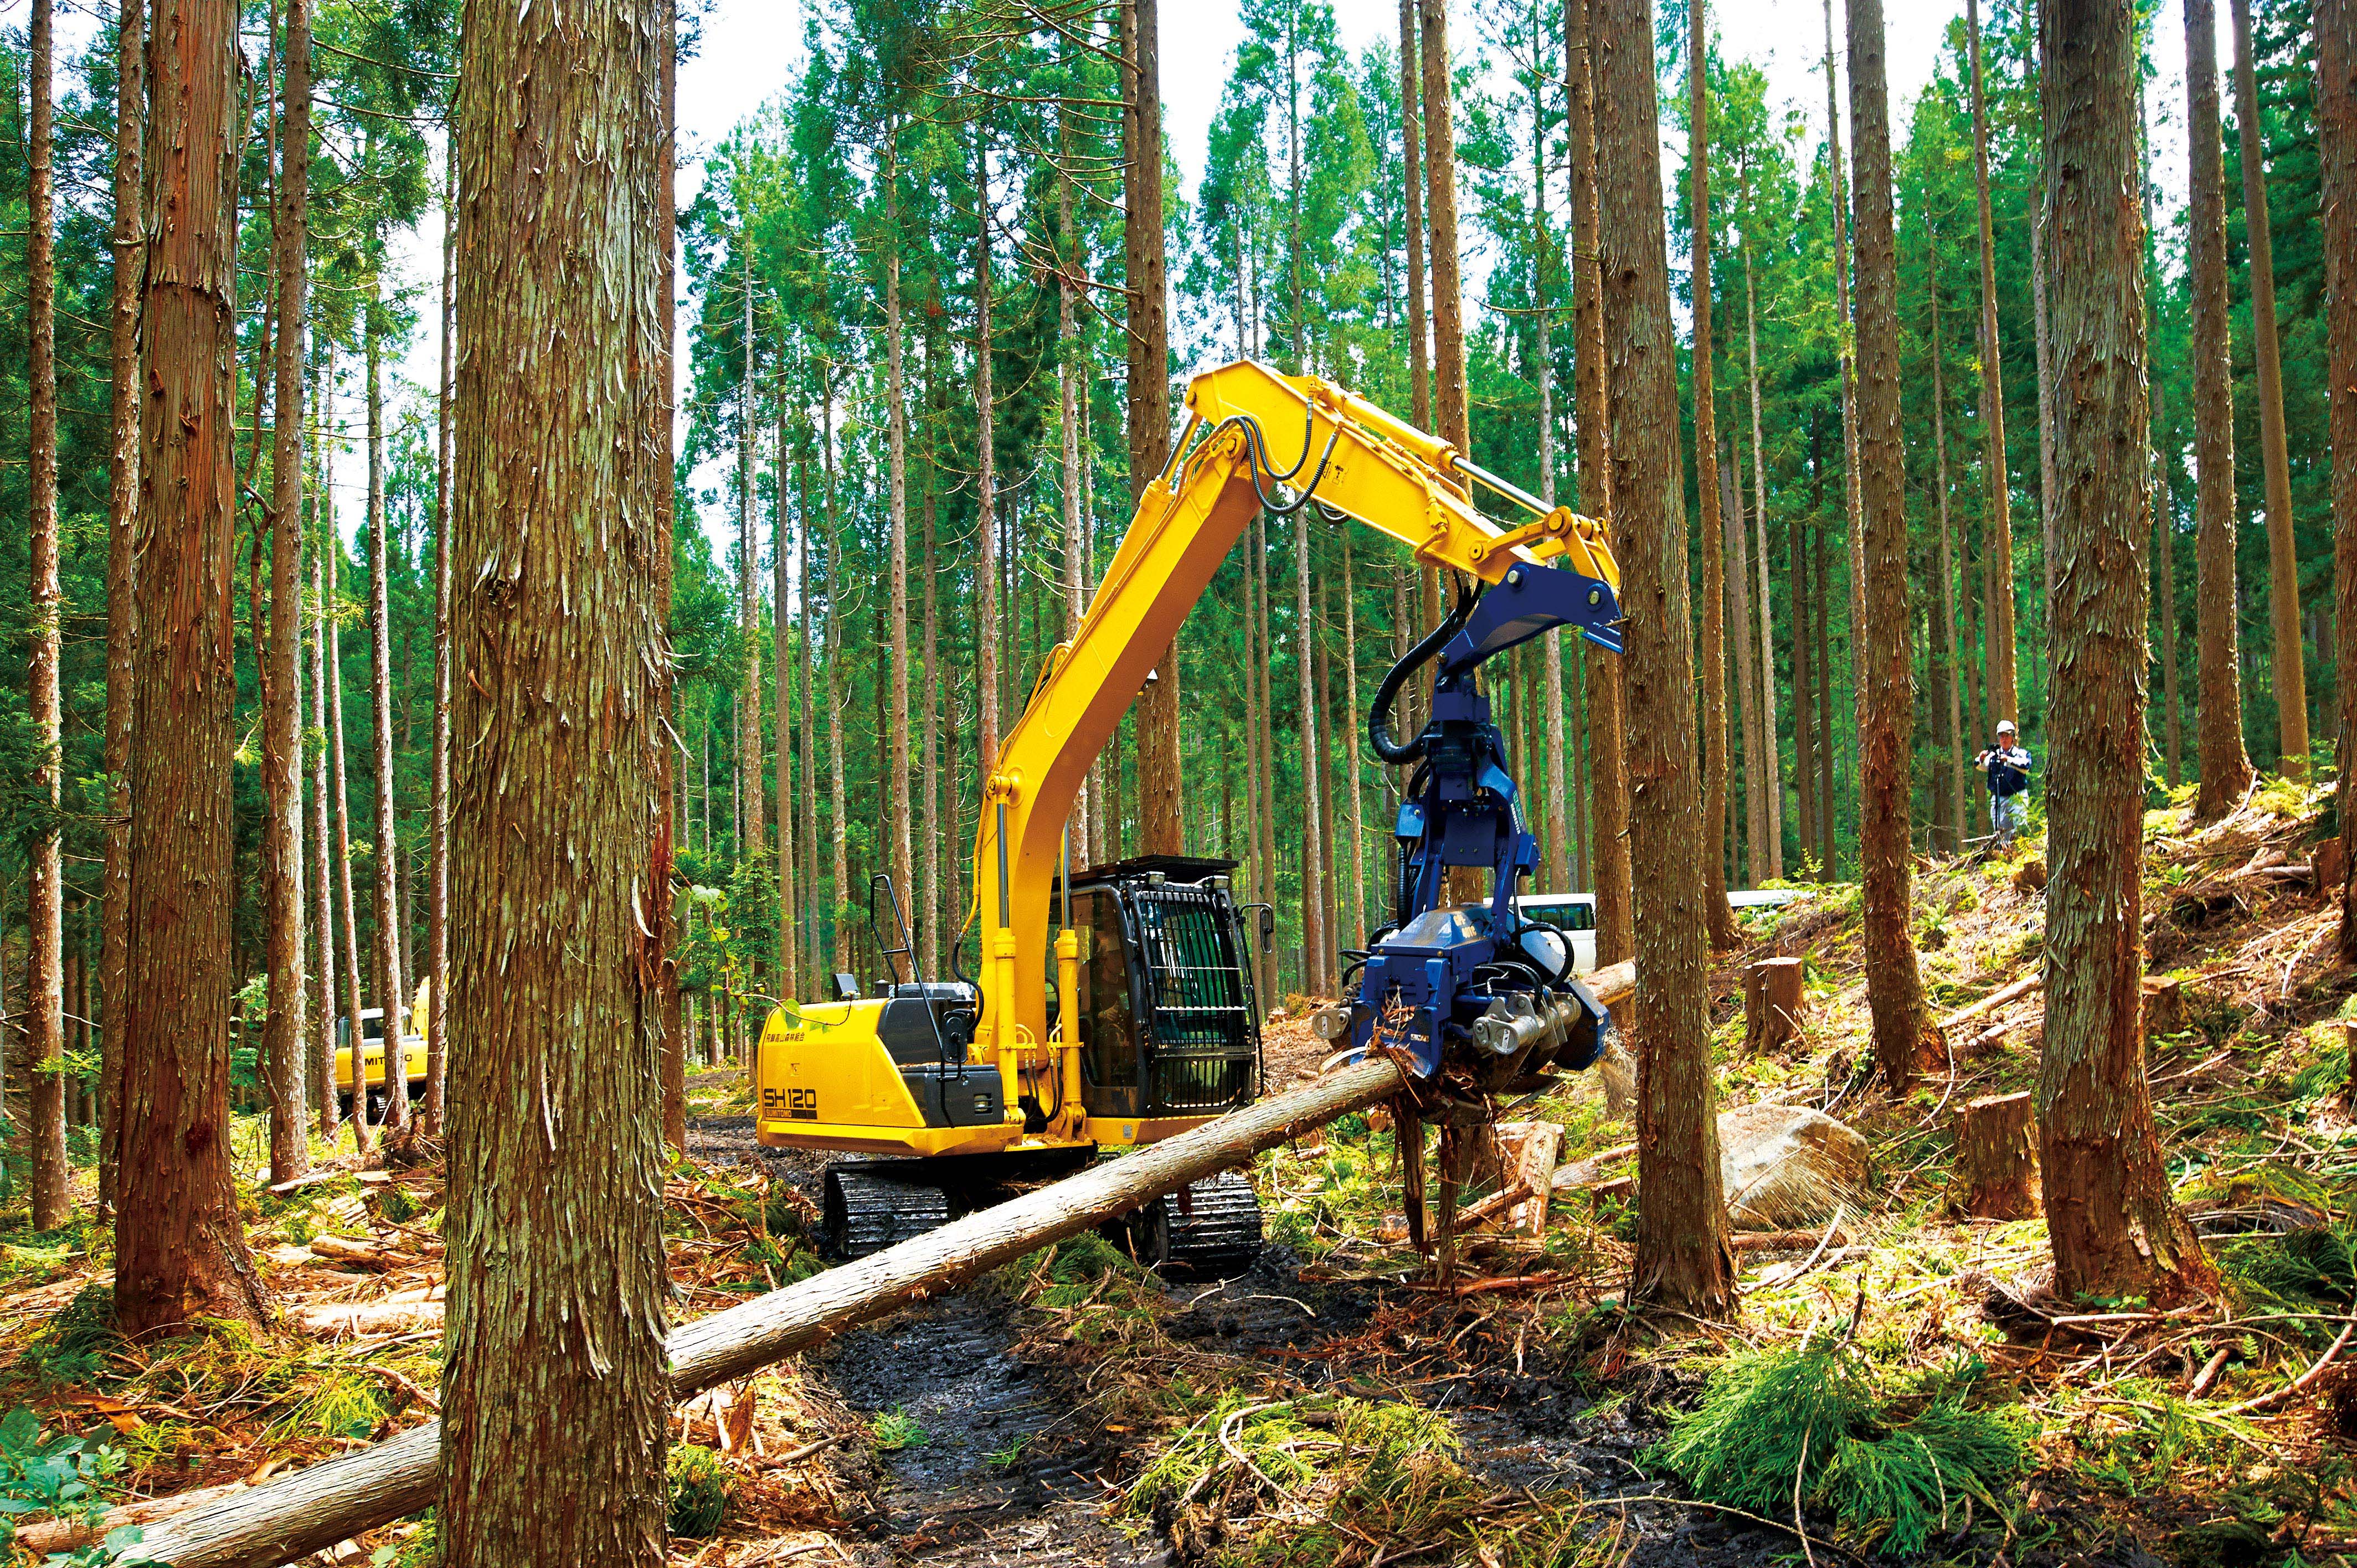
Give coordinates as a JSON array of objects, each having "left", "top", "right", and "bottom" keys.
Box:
[{"left": 1717, "top": 1103, "right": 1869, "bottom": 1230}]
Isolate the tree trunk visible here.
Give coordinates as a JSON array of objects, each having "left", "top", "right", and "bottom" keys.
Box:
[
  {"left": 441, "top": 0, "right": 673, "bottom": 1554},
  {"left": 2323, "top": 0, "right": 2357, "bottom": 954},
  {"left": 1726, "top": 451, "right": 1766, "bottom": 888},
  {"left": 1929, "top": 235, "right": 1967, "bottom": 854},
  {"left": 1825, "top": 0, "right": 1865, "bottom": 834},
  {"left": 1741, "top": 210, "right": 1782, "bottom": 879},
  {"left": 1793, "top": 512, "right": 1819, "bottom": 870},
  {"left": 2036, "top": 0, "right": 2216, "bottom": 1307},
  {"left": 1293, "top": 512, "right": 1328, "bottom": 997},
  {"left": 800, "top": 450, "right": 820, "bottom": 984},
  {"left": 1567, "top": 0, "right": 1634, "bottom": 966},
  {"left": 328, "top": 421, "right": 372, "bottom": 1154},
  {"left": 1692, "top": 1, "right": 1741, "bottom": 943},
  {"left": 1594, "top": 0, "right": 1733, "bottom": 1317},
  {"left": 1533, "top": 19, "right": 1572, "bottom": 895},
  {"left": 1399, "top": 0, "right": 1430, "bottom": 434},
  {"left": 1341, "top": 538, "right": 1368, "bottom": 946},
  {"left": 308, "top": 430, "right": 340, "bottom": 1137},
  {"left": 366, "top": 309, "right": 409, "bottom": 1128},
  {"left": 1815, "top": 517, "right": 1838, "bottom": 873},
  {"left": 264, "top": 0, "right": 315, "bottom": 1179},
  {"left": 2032, "top": 207, "right": 2058, "bottom": 651},
  {"left": 824, "top": 391, "right": 850, "bottom": 976},
  {"left": 116, "top": 0, "right": 268, "bottom": 1335},
  {"left": 976, "top": 131, "right": 1000, "bottom": 783},
  {"left": 774, "top": 400, "right": 797, "bottom": 1008},
  {"left": 1847, "top": 0, "right": 1929, "bottom": 1098},
  {"left": 1421, "top": 0, "right": 1470, "bottom": 462},
  {"left": 922, "top": 300, "right": 945, "bottom": 974},
  {"left": 738, "top": 245, "right": 766, "bottom": 887},
  {"left": 425, "top": 147, "right": 455, "bottom": 1133},
  {"left": 24, "top": 0, "right": 69, "bottom": 1232},
  {"left": 1124, "top": 0, "right": 1183, "bottom": 855},
  {"left": 885, "top": 128, "right": 913, "bottom": 945},
  {"left": 99, "top": 0, "right": 143, "bottom": 1216},
  {"left": 1253, "top": 511, "right": 1280, "bottom": 994},
  {"left": 1954, "top": 1092, "right": 2040, "bottom": 1219},
  {"left": 1058, "top": 143, "right": 1089, "bottom": 873},
  {"left": 2230, "top": 0, "right": 2310, "bottom": 776},
  {"left": 2187, "top": 0, "right": 2257, "bottom": 819},
  {"left": 1967, "top": 0, "right": 2019, "bottom": 730}
]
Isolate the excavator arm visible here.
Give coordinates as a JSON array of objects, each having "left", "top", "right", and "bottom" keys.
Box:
[{"left": 966, "top": 358, "right": 1622, "bottom": 1094}]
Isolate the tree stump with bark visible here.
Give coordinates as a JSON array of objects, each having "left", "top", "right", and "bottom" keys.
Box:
[
  {"left": 1954, "top": 1092, "right": 2041, "bottom": 1219},
  {"left": 1742, "top": 957, "right": 1807, "bottom": 1054},
  {"left": 2141, "top": 976, "right": 2186, "bottom": 1039}
]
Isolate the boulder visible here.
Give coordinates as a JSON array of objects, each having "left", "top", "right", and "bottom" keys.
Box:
[{"left": 1718, "top": 1103, "right": 1869, "bottom": 1230}]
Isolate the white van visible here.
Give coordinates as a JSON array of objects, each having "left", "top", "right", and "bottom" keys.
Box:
[{"left": 1514, "top": 888, "right": 1806, "bottom": 974}]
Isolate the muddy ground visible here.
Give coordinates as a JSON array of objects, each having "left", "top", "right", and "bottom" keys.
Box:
[{"left": 687, "top": 1110, "right": 1826, "bottom": 1568}]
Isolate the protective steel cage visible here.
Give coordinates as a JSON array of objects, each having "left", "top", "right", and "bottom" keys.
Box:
[{"left": 1132, "top": 885, "right": 1261, "bottom": 1115}]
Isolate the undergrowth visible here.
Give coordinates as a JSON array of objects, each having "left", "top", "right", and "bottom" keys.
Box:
[{"left": 1648, "top": 1335, "right": 2030, "bottom": 1556}]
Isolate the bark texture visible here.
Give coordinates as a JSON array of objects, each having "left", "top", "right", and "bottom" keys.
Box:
[
  {"left": 2036, "top": 0, "right": 2216, "bottom": 1307},
  {"left": 25, "top": 0, "right": 69, "bottom": 1231},
  {"left": 1125, "top": 0, "right": 1183, "bottom": 855},
  {"left": 264, "top": 0, "right": 314, "bottom": 1180},
  {"left": 1967, "top": 0, "right": 2019, "bottom": 729},
  {"left": 1593, "top": 0, "right": 1733, "bottom": 1317},
  {"left": 2232, "top": 0, "right": 2309, "bottom": 776},
  {"left": 1421, "top": 0, "right": 1470, "bottom": 461},
  {"left": 1567, "top": 0, "right": 1634, "bottom": 965},
  {"left": 1691, "top": 0, "right": 1740, "bottom": 947},
  {"left": 440, "top": 0, "right": 673, "bottom": 1559},
  {"left": 2186, "top": 0, "right": 2257, "bottom": 818},
  {"left": 1847, "top": 0, "right": 1929, "bottom": 1097},
  {"left": 116, "top": 0, "right": 269, "bottom": 1337},
  {"left": 2324, "top": 0, "right": 2357, "bottom": 953},
  {"left": 1399, "top": 0, "right": 1430, "bottom": 432},
  {"left": 99, "top": 0, "right": 143, "bottom": 1213}
]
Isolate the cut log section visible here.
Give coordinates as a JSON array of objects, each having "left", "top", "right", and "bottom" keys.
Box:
[
  {"left": 1953, "top": 1092, "right": 2041, "bottom": 1220},
  {"left": 1741, "top": 958, "right": 1807, "bottom": 1055},
  {"left": 132, "top": 972, "right": 1641, "bottom": 1568}
]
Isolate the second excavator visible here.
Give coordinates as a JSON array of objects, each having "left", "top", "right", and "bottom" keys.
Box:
[{"left": 753, "top": 358, "right": 1627, "bottom": 1265}]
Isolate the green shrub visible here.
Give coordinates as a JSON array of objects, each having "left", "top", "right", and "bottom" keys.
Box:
[
  {"left": 0, "top": 1406, "right": 140, "bottom": 1561},
  {"left": 665, "top": 1445, "right": 731, "bottom": 1538},
  {"left": 1649, "top": 1336, "right": 2030, "bottom": 1556}
]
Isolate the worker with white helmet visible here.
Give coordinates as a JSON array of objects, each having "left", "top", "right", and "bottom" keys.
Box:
[{"left": 1976, "top": 720, "right": 2034, "bottom": 850}]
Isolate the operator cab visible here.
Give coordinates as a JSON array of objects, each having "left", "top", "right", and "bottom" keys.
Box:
[{"left": 1051, "top": 854, "right": 1269, "bottom": 1124}]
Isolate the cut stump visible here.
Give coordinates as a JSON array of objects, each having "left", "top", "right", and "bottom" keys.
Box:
[
  {"left": 1742, "top": 958, "right": 1807, "bottom": 1055},
  {"left": 1954, "top": 1092, "right": 2041, "bottom": 1220}
]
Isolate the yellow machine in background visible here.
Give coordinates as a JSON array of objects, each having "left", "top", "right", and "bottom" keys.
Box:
[
  {"left": 755, "top": 358, "right": 1621, "bottom": 1270},
  {"left": 333, "top": 982, "right": 432, "bottom": 1110}
]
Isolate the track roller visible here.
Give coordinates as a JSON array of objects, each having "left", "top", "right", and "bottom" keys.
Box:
[
  {"left": 822, "top": 1165, "right": 953, "bottom": 1260},
  {"left": 1109, "top": 1170, "right": 1264, "bottom": 1277}
]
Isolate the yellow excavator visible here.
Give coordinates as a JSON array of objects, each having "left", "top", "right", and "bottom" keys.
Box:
[{"left": 753, "top": 359, "right": 1625, "bottom": 1267}]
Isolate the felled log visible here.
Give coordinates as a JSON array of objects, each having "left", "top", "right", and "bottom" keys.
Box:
[
  {"left": 1953, "top": 1092, "right": 2041, "bottom": 1219},
  {"left": 12, "top": 1479, "right": 254, "bottom": 1556},
  {"left": 291, "top": 1299, "right": 445, "bottom": 1338},
  {"left": 1741, "top": 958, "right": 1807, "bottom": 1055},
  {"left": 137, "top": 973, "right": 1642, "bottom": 1568},
  {"left": 306, "top": 1235, "right": 428, "bottom": 1271},
  {"left": 1938, "top": 973, "right": 2042, "bottom": 1033}
]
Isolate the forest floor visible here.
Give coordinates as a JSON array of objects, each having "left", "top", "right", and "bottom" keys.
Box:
[{"left": 1, "top": 778, "right": 2354, "bottom": 1567}]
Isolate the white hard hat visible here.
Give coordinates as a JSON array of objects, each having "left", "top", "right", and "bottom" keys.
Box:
[{"left": 1996, "top": 720, "right": 2016, "bottom": 734}]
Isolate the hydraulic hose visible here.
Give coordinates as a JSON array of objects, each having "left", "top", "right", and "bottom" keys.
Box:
[{"left": 1368, "top": 580, "right": 1482, "bottom": 765}]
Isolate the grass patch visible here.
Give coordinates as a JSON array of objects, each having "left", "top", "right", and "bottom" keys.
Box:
[
  {"left": 1648, "top": 1335, "right": 2030, "bottom": 1557},
  {"left": 869, "top": 1406, "right": 926, "bottom": 1452},
  {"left": 666, "top": 1443, "right": 732, "bottom": 1537}
]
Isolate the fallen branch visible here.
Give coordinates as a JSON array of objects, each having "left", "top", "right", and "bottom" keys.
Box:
[
  {"left": 1937, "top": 974, "right": 2041, "bottom": 1033},
  {"left": 2215, "top": 1315, "right": 2356, "bottom": 1419}
]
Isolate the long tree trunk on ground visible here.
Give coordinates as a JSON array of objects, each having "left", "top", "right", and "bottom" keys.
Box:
[
  {"left": 1421, "top": 0, "right": 1470, "bottom": 464},
  {"left": 2187, "top": 0, "right": 2257, "bottom": 819},
  {"left": 1691, "top": 0, "right": 1741, "bottom": 942},
  {"left": 1124, "top": 0, "right": 1183, "bottom": 854},
  {"left": 885, "top": 128, "right": 913, "bottom": 941},
  {"left": 2323, "top": 0, "right": 2356, "bottom": 951},
  {"left": 1967, "top": 0, "right": 2019, "bottom": 729},
  {"left": 2231, "top": 0, "right": 2309, "bottom": 777},
  {"left": 2037, "top": 0, "right": 2216, "bottom": 1307},
  {"left": 263, "top": 0, "right": 315, "bottom": 1180},
  {"left": 100, "top": 0, "right": 142, "bottom": 1215},
  {"left": 442, "top": 0, "right": 671, "bottom": 1550},
  {"left": 1567, "top": 0, "right": 1634, "bottom": 964},
  {"left": 1849, "top": 0, "right": 1929, "bottom": 1097},
  {"left": 117, "top": 0, "right": 267, "bottom": 1334},
  {"left": 366, "top": 308, "right": 409, "bottom": 1128},
  {"left": 24, "top": 0, "right": 68, "bottom": 1231},
  {"left": 1595, "top": 0, "right": 1733, "bottom": 1318},
  {"left": 426, "top": 152, "right": 454, "bottom": 1134}
]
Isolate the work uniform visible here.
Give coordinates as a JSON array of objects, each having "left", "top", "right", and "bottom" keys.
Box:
[{"left": 1982, "top": 744, "right": 2033, "bottom": 848}]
